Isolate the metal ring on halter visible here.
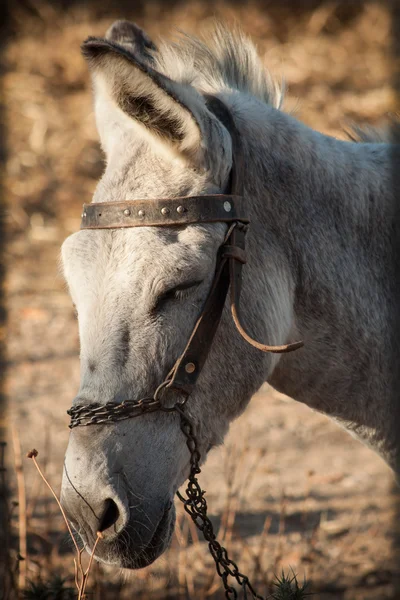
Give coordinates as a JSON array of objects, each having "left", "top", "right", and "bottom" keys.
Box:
[{"left": 154, "top": 379, "right": 189, "bottom": 411}]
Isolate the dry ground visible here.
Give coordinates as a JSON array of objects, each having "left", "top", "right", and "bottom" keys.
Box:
[{"left": 3, "top": 1, "right": 400, "bottom": 598}]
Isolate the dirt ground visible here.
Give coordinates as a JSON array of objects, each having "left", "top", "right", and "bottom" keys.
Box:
[{"left": 3, "top": 1, "right": 400, "bottom": 598}]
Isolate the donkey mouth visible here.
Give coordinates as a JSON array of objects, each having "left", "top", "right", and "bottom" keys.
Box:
[
  {"left": 125, "top": 504, "right": 176, "bottom": 569},
  {"left": 118, "top": 503, "right": 176, "bottom": 570},
  {"left": 92, "top": 502, "right": 176, "bottom": 570}
]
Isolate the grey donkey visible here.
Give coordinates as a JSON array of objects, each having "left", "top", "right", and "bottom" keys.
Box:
[{"left": 60, "top": 20, "right": 400, "bottom": 569}]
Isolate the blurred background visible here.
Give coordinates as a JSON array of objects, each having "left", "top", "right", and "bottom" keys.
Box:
[{"left": 1, "top": 1, "right": 400, "bottom": 598}]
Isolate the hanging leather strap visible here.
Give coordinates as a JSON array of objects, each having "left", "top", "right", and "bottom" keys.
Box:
[
  {"left": 227, "top": 225, "right": 303, "bottom": 354},
  {"left": 166, "top": 254, "right": 231, "bottom": 395}
]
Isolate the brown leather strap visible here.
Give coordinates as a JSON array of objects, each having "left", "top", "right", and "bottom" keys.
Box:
[
  {"left": 167, "top": 255, "right": 231, "bottom": 395},
  {"left": 80, "top": 195, "right": 248, "bottom": 229},
  {"left": 221, "top": 245, "right": 247, "bottom": 264}
]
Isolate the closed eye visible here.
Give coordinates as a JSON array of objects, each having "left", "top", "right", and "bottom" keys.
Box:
[{"left": 152, "top": 279, "right": 203, "bottom": 313}]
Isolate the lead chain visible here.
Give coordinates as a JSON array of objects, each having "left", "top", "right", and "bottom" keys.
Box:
[{"left": 174, "top": 406, "right": 264, "bottom": 600}]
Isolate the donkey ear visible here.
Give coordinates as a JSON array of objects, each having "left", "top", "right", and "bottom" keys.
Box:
[
  {"left": 105, "top": 20, "right": 157, "bottom": 64},
  {"left": 82, "top": 37, "right": 205, "bottom": 164}
]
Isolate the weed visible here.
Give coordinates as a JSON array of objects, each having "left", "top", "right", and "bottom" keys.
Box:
[
  {"left": 269, "top": 570, "right": 311, "bottom": 600},
  {"left": 22, "top": 576, "right": 75, "bottom": 600}
]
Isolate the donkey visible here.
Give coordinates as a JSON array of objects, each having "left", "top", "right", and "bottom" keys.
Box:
[{"left": 60, "top": 20, "right": 400, "bottom": 569}]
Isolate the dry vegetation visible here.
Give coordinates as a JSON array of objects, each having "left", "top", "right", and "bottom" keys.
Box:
[{"left": 2, "top": 1, "right": 400, "bottom": 599}]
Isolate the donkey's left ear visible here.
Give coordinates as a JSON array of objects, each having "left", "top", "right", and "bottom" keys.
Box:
[
  {"left": 82, "top": 37, "right": 207, "bottom": 165},
  {"left": 105, "top": 21, "right": 157, "bottom": 65}
]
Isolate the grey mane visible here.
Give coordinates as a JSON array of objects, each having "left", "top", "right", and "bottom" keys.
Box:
[
  {"left": 152, "top": 23, "right": 284, "bottom": 109},
  {"left": 152, "top": 23, "right": 396, "bottom": 143}
]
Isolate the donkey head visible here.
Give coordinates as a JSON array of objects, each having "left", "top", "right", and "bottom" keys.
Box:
[{"left": 60, "top": 21, "right": 286, "bottom": 569}]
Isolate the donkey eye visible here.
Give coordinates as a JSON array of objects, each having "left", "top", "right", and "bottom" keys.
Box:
[{"left": 153, "top": 279, "right": 203, "bottom": 312}]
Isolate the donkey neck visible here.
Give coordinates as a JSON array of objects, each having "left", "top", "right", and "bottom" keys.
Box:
[{"left": 240, "top": 100, "right": 400, "bottom": 470}]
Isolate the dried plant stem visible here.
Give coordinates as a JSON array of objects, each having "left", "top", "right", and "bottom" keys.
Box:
[
  {"left": 224, "top": 493, "right": 239, "bottom": 546},
  {"left": 176, "top": 513, "right": 187, "bottom": 596},
  {"left": 185, "top": 565, "right": 195, "bottom": 598},
  {"left": 93, "top": 560, "right": 102, "bottom": 600},
  {"left": 11, "top": 426, "right": 27, "bottom": 592},
  {"left": 74, "top": 549, "right": 85, "bottom": 593},
  {"left": 27, "top": 449, "right": 102, "bottom": 598},
  {"left": 251, "top": 514, "right": 272, "bottom": 585},
  {"left": 186, "top": 512, "right": 200, "bottom": 546},
  {"left": 79, "top": 532, "right": 102, "bottom": 599},
  {"left": 27, "top": 450, "right": 80, "bottom": 555}
]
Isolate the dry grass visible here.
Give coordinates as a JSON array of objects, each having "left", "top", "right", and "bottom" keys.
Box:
[
  {"left": 3, "top": 1, "right": 400, "bottom": 599},
  {"left": 2, "top": 436, "right": 313, "bottom": 599}
]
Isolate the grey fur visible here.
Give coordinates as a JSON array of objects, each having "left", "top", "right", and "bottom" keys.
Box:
[{"left": 60, "top": 21, "right": 400, "bottom": 570}]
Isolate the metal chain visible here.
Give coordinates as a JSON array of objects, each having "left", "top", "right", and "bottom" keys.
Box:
[
  {"left": 174, "top": 406, "right": 264, "bottom": 600},
  {"left": 67, "top": 397, "right": 162, "bottom": 428}
]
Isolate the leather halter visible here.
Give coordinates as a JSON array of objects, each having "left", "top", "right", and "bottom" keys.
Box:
[
  {"left": 67, "top": 95, "right": 304, "bottom": 600},
  {"left": 78, "top": 96, "right": 303, "bottom": 403}
]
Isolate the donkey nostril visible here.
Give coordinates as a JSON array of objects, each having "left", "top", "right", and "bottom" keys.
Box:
[{"left": 98, "top": 498, "right": 120, "bottom": 533}]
